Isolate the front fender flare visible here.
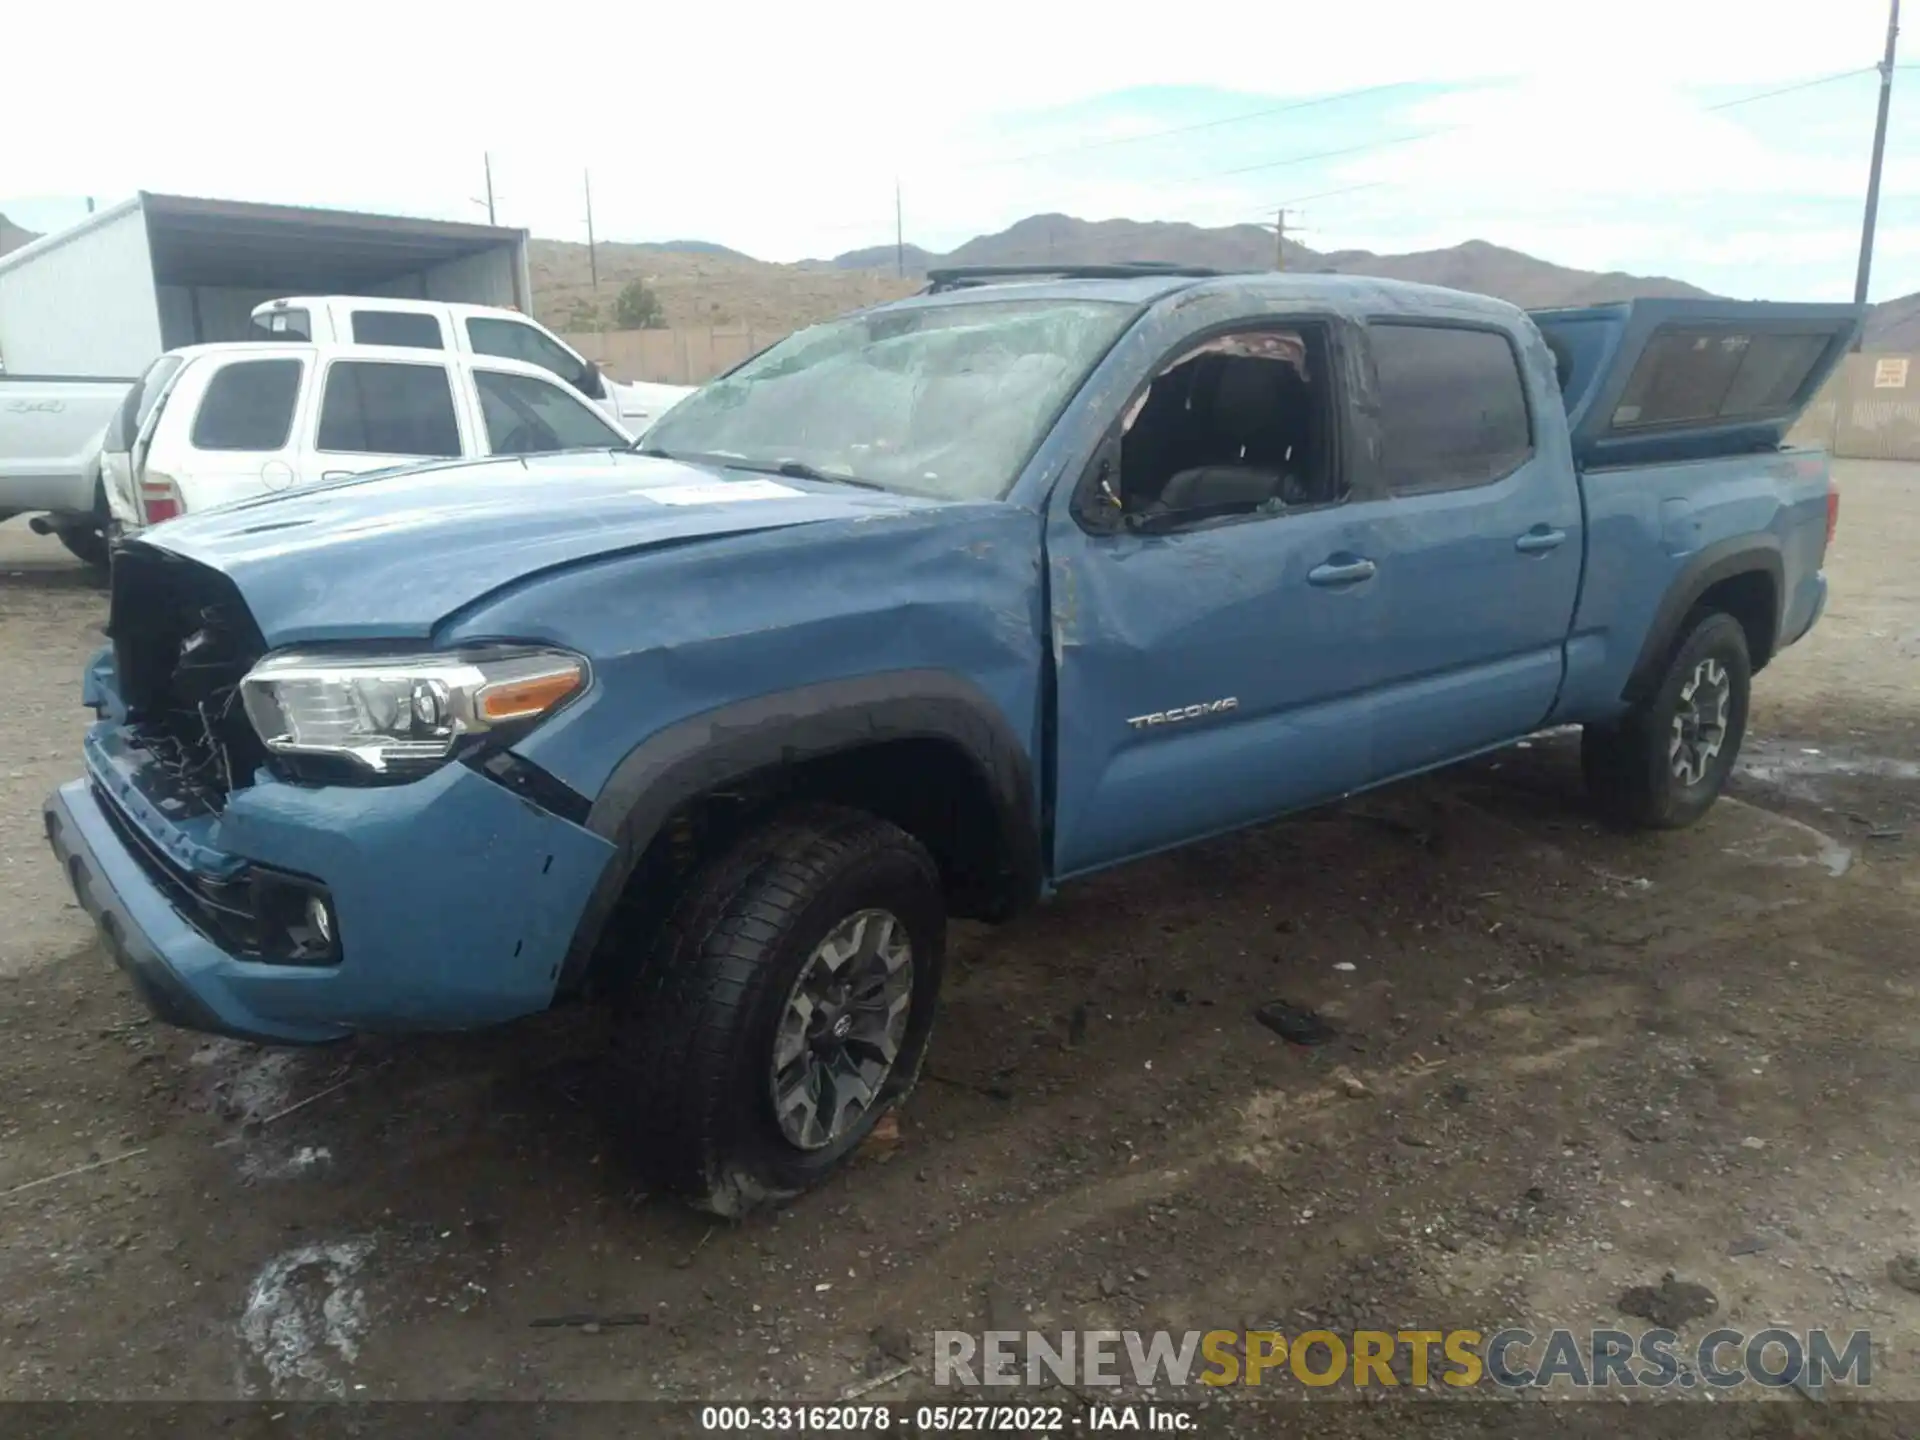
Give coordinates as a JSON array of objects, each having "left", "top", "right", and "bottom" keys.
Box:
[{"left": 558, "top": 670, "right": 1041, "bottom": 993}]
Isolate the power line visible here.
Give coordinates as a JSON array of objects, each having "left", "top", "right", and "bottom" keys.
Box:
[
  {"left": 971, "top": 82, "right": 1415, "bottom": 169},
  {"left": 1243, "top": 181, "right": 1389, "bottom": 224},
  {"left": 981, "top": 64, "right": 1880, "bottom": 191},
  {"left": 1219, "top": 65, "right": 1892, "bottom": 197},
  {"left": 1217, "top": 62, "right": 1912, "bottom": 233},
  {"left": 1193, "top": 127, "right": 1459, "bottom": 182},
  {"left": 828, "top": 61, "right": 1918, "bottom": 259},
  {"left": 1705, "top": 66, "right": 1877, "bottom": 110}
]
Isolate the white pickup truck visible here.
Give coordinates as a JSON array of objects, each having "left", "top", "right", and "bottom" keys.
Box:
[
  {"left": 3, "top": 296, "right": 691, "bottom": 565},
  {"left": 105, "top": 341, "right": 635, "bottom": 536},
  {"left": 0, "top": 377, "right": 127, "bottom": 565}
]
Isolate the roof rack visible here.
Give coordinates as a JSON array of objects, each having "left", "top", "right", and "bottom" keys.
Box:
[{"left": 921, "top": 262, "right": 1222, "bottom": 294}]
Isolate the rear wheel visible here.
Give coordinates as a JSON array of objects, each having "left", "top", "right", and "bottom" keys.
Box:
[
  {"left": 605, "top": 805, "right": 945, "bottom": 1216},
  {"left": 1582, "top": 610, "right": 1751, "bottom": 829},
  {"left": 55, "top": 479, "right": 111, "bottom": 574}
]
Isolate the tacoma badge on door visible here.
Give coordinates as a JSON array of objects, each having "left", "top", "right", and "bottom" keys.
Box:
[{"left": 1126, "top": 697, "right": 1239, "bottom": 731}]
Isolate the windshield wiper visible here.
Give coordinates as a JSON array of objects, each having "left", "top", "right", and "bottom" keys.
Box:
[
  {"left": 633, "top": 446, "right": 886, "bottom": 492},
  {"left": 772, "top": 459, "right": 884, "bottom": 491},
  {"left": 725, "top": 457, "right": 886, "bottom": 491}
]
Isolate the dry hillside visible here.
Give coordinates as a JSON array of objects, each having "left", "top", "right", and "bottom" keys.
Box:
[
  {"left": 1864, "top": 291, "right": 1920, "bottom": 350},
  {"left": 1314, "top": 238, "right": 1713, "bottom": 308},
  {"left": 529, "top": 241, "right": 917, "bottom": 334}
]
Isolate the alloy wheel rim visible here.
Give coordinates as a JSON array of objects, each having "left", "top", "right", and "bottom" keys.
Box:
[
  {"left": 770, "top": 909, "right": 914, "bottom": 1151},
  {"left": 1669, "top": 657, "right": 1732, "bottom": 787}
]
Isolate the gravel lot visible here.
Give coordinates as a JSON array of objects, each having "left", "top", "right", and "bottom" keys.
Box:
[{"left": 1, "top": 462, "right": 1917, "bottom": 1428}]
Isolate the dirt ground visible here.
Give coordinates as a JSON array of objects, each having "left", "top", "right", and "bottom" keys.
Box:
[{"left": 2, "top": 462, "right": 1918, "bottom": 1429}]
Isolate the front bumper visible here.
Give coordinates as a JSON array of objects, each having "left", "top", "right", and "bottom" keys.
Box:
[
  {"left": 45, "top": 780, "right": 333, "bottom": 1044},
  {"left": 45, "top": 735, "right": 617, "bottom": 1043}
]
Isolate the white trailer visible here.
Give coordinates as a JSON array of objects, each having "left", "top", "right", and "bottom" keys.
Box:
[{"left": 0, "top": 192, "right": 532, "bottom": 376}]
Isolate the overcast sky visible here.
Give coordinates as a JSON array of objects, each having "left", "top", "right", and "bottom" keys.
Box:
[{"left": 6, "top": 0, "right": 1915, "bottom": 300}]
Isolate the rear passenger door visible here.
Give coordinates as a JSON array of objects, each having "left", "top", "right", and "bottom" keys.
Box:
[
  {"left": 311, "top": 357, "right": 471, "bottom": 479},
  {"left": 1362, "top": 321, "right": 1582, "bottom": 774},
  {"left": 154, "top": 356, "right": 307, "bottom": 515}
]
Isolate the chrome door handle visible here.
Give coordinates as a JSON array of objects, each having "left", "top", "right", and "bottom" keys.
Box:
[
  {"left": 1515, "top": 527, "right": 1567, "bottom": 554},
  {"left": 1307, "top": 556, "right": 1378, "bottom": 587}
]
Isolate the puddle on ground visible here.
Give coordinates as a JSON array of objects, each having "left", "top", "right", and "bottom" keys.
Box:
[
  {"left": 1738, "top": 740, "right": 1920, "bottom": 806},
  {"left": 237, "top": 1237, "right": 373, "bottom": 1397}
]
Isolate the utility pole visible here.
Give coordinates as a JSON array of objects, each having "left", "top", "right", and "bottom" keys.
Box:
[
  {"left": 894, "top": 180, "right": 905, "bottom": 278},
  {"left": 584, "top": 170, "right": 598, "bottom": 294},
  {"left": 1854, "top": 0, "right": 1901, "bottom": 326},
  {"left": 483, "top": 153, "right": 496, "bottom": 225},
  {"left": 1275, "top": 208, "right": 1288, "bottom": 270}
]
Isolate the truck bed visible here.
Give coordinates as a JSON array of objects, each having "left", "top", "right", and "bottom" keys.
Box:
[{"left": 1551, "top": 444, "right": 1832, "bottom": 723}]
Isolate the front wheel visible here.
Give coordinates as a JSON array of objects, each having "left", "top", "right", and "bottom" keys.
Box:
[
  {"left": 1582, "top": 610, "right": 1752, "bottom": 829},
  {"left": 606, "top": 805, "right": 945, "bottom": 1216}
]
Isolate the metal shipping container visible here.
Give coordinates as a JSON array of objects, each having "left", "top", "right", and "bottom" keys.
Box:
[{"left": 0, "top": 192, "right": 531, "bottom": 378}]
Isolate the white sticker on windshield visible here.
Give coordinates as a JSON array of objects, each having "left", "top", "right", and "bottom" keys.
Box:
[{"left": 640, "top": 479, "right": 804, "bottom": 506}]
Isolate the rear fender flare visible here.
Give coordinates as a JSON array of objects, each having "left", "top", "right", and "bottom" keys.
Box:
[
  {"left": 558, "top": 670, "right": 1041, "bottom": 992},
  {"left": 1623, "top": 537, "right": 1784, "bottom": 705}
]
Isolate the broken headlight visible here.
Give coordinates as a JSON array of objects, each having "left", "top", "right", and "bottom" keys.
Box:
[{"left": 238, "top": 647, "right": 588, "bottom": 776}]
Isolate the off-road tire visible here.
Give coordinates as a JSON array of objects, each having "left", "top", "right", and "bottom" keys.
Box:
[
  {"left": 606, "top": 804, "right": 944, "bottom": 1216},
  {"left": 1582, "top": 609, "right": 1751, "bottom": 830}
]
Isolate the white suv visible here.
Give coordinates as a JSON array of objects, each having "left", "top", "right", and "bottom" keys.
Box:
[
  {"left": 104, "top": 342, "right": 634, "bottom": 534},
  {"left": 251, "top": 296, "right": 691, "bottom": 431}
]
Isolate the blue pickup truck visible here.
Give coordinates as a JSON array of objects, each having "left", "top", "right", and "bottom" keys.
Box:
[{"left": 44, "top": 265, "right": 1856, "bottom": 1213}]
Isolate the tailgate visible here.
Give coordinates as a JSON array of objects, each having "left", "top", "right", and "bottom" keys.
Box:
[{"left": 1530, "top": 299, "right": 1863, "bottom": 468}]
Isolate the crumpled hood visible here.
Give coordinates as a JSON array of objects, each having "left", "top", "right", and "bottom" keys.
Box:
[{"left": 138, "top": 450, "right": 942, "bottom": 645}]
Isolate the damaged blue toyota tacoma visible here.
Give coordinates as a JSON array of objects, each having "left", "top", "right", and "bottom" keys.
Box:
[{"left": 44, "top": 265, "right": 1857, "bottom": 1214}]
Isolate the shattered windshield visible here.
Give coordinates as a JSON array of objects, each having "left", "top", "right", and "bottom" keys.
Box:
[{"left": 639, "top": 298, "right": 1134, "bottom": 500}]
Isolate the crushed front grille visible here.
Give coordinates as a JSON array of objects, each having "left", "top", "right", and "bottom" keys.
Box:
[{"left": 110, "top": 544, "right": 269, "bottom": 811}]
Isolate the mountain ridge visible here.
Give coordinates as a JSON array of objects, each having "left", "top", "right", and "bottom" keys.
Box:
[
  {"left": 7, "top": 203, "right": 1914, "bottom": 347},
  {"left": 823, "top": 214, "right": 1716, "bottom": 309}
]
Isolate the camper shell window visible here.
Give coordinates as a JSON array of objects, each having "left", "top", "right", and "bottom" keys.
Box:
[{"left": 1610, "top": 328, "right": 1834, "bottom": 432}]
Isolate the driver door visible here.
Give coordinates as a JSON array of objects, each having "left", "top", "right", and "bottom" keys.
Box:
[
  {"left": 468, "top": 366, "right": 631, "bottom": 454},
  {"left": 1045, "top": 320, "right": 1402, "bottom": 878},
  {"left": 463, "top": 314, "right": 614, "bottom": 417}
]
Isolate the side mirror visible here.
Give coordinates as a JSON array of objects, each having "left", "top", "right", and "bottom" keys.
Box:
[
  {"left": 1073, "top": 436, "right": 1127, "bottom": 532},
  {"left": 579, "top": 360, "right": 607, "bottom": 400}
]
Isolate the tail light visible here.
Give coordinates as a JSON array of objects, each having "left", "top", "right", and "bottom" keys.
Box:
[
  {"left": 140, "top": 474, "right": 184, "bottom": 526},
  {"left": 1826, "top": 481, "right": 1840, "bottom": 549}
]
